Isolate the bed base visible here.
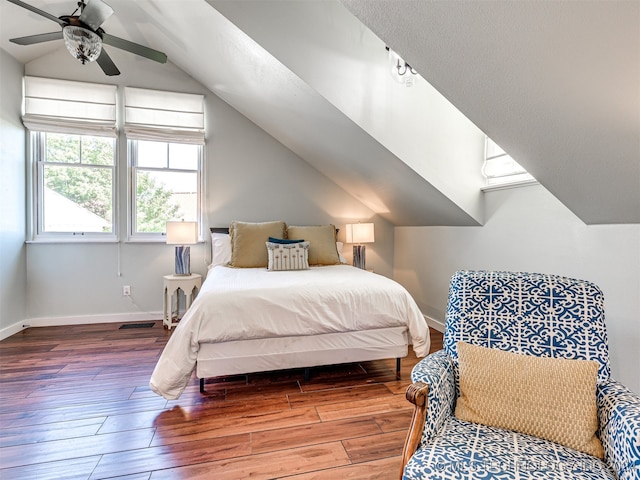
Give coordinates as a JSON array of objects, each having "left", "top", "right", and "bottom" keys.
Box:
[
  {"left": 199, "top": 356, "right": 402, "bottom": 393},
  {"left": 195, "top": 326, "right": 409, "bottom": 394}
]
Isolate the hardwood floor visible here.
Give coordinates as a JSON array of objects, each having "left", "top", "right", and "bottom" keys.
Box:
[{"left": 0, "top": 321, "right": 443, "bottom": 479}]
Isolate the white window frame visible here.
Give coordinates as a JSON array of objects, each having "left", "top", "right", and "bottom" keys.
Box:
[
  {"left": 482, "top": 137, "right": 537, "bottom": 191},
  {"left": 127, "top": 139, "right": 203, "bottom": 242},
  {"left": 124, "top": 87, "right": 205, "bottom": 242},
  {"left": 30, "top": 130, "right": 118, "bottom": 242},
  {"left": 23, "top": 76, "right": 118, "bottom": 242}
]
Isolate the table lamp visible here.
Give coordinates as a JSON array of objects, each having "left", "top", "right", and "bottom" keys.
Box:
[
  {"left": 345, "top": 223, "right": 375, "bottom": 270},
  {"left": 166, "top": 221, "right": 198, "bottom": 275}
]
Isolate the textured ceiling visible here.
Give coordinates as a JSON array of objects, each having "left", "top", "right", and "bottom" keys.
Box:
[{"left": 343, "top": 0, "right": 640, "bottom": 224}]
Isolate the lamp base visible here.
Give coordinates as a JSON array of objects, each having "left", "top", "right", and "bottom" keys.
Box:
[
  {"left": 353, "top": 245, "right": 366, "bottom": 270},
  {"left": 174, "top": 245, "right": 191, "bottom": 275}
]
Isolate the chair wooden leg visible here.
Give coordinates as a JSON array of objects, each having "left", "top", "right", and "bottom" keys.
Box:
[
  {"left": 200, "top": 378, "right": 205, "bottom": 393},
  {"left": 399, "top": 381, "right": 429, "bottom": 480}
]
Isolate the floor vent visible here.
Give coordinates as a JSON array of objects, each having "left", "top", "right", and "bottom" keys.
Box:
[{"left": 119, "top": 322, "right": 155, "bottom": 329}]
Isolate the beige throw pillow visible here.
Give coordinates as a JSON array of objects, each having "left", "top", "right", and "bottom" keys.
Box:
[
  {"left": 455, "top": 341, "right": 603, "bottom": 458},
  {"left": 229, "top": 221, "right": 286, "bottom": 268},
  {"left": 286, "top": 225, "right": 340, "bottom": 266}
]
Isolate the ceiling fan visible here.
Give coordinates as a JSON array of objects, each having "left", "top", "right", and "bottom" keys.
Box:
[{"left": 7, "top": 0, "right": 167, "bottom": 76}]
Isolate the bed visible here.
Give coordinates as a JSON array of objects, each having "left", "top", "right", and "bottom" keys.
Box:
[{"left": 149, "top": 223, "right": 430, "bottom": 400}]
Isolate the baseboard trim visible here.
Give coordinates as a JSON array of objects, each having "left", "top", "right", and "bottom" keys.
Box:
[
  {"left": 5, "top": 311, "right": 437, "bottom": 340},
  {"left": 1, "top": 312, "right": 162, "bottom": 340},
  {"left": 424, "top": 314, "right": 445, "bottom": 333},
  {"left": 0, "top": 321, "right": 27, "bottom": 341}
]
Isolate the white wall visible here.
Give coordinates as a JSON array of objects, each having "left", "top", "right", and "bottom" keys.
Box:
[
  {"left": 394, "top": 184, "right": 640, "bottom": 394},
  {"left": 20, "top": 48, "right": 392, "bottom": 325},
  {"left": 211, "top": 0, "right": 486, "bottom": 224},
  {"left": 0, "top": 49, "right": 27, "bottom": 337}
]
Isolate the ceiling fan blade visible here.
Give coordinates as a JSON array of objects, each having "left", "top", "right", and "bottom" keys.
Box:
[
  {"left": 10, "top": 31, "right": 63, "bottom": 45},
  {"left": 96, "top": 49, "right": 120, "bottom": 76},
  {"left": 5, "top": 0, "right": 66, "bottom": 27},
  {"left": 102, "top": 33, "right": 167, "bottom": 64},
  {"left": 78, "top": 0, "right": 113, "bottom": 31}
]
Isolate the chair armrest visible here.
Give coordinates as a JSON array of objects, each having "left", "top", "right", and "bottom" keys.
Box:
[
  {"left": 399, "top": 381, "right": 429, "bottom": 478},
  {"left": 410, "top": 349, "right": 457, "bottom": 441},
  {"left": 399, "top": 349, "right": 456, "bottom": 479},
  {"left": 597, "top": 380, "right": 640, "bottom": 480}
]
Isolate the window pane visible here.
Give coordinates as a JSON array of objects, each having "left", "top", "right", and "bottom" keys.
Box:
[
  {"left": 135, "top": 170, "right": 197, "bottom": 233},
  {"left": 45, "top": 133, "right": 80, "bottom": 164},
  {"left": 81, "top": 136, "right": 115, "bottom": 166},
  {"left": 485, "top": 138, "right": 506, "bottom": 159},
  {"left": 169, "top": 143, "right": 199, "bottom": 170},
  {"left": 43, "top": 165, "right": 113, "bottom": 232},
  {"left": 137, "top": 140, "right": 168, "bottom": 168}
]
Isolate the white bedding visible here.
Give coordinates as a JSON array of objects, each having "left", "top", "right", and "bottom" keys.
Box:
[{"left": 150, "top": 265, "right": 429, "bottom": 399}]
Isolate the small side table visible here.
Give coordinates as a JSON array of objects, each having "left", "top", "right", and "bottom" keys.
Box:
[{"left": 163, "top": 274, "right": 202, "bottom": 330}]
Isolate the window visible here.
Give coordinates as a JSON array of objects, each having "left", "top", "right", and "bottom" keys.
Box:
[
  {"left": 124, "top": 87, "right": 205, "bottom": 240},
  {"left": 130, "top": 139, "right": 202, "bottom": 237},
  {"left": 34, "top": 132, "right": 115, "bottom": 236},
  {"left": 24, "top": 77, "right": 118, "bottom": 240},
  {"left": 482, "top": 137, "right": 536, "bottom": 189}
]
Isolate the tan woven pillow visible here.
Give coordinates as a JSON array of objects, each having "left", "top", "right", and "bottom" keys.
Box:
[
  {"left": 229, "top": 221, "right": 286, "bottom": 268},
  {"left": 286, "top": 225, "right": 340, "bottom": 266},
  {"left": 455, "top": 341, "right": 603, "bottom": 458}
]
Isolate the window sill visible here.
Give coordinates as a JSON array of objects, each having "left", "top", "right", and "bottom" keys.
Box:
[
  {"left": 26, "top": 237, "right": 206, "bottom": 245},
  {"left": 26, "top": 237, "right": 119, "bottom": 244},
  {"left": 481, "top": 179, "right": 539, "bottom": 192},
  {"left": 125, "top": 238, "right": 205, "bottom": 244}
]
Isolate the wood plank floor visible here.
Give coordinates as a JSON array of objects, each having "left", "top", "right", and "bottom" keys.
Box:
[{"left": 0, "top": 321, "right": 443, "bottom": 480}]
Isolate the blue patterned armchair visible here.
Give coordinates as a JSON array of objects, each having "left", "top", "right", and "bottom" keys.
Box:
[{"left": 400, "top": 271, "right": 640, "bottom": 480}]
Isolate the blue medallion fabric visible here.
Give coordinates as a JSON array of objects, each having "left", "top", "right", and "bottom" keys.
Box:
[
  {"left": 403, "top": 416, "right": 617, "bottom": 480},
  {"left": 443, "top": 270, "right": 610, "bottom": 384},
  {"left": 597, "top": 380, "right": 640, "bottom": 480},
  {"left": 403, "top": 270, "right": 640, "bottom": 480}
]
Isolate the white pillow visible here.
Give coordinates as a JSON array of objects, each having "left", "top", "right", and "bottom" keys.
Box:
[
  {"left": 336, "top": 241, "right": 346, "bottom": 264},
  {"left": 210, "top": 233, "right": 231, "bottom": 267}
]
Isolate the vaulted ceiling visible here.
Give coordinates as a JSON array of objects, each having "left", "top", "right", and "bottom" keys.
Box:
[{"left": 1, "top": 0, "right": 638, "bottom": 225}]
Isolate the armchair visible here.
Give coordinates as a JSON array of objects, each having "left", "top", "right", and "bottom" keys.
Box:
[{"left": 401, "top": 271, "right": 640, "bottom": 480}]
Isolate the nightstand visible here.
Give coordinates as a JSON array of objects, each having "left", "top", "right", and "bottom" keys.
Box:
[{"left": 163, "top": 274, "right": 202, "bottom": 330}]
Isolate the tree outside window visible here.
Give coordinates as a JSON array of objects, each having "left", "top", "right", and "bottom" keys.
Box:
[
  {"left": 39, "top": 133, "right": 193, "bottom": 237},
  {"left": 130, "top": 139, "right": 201, "bottom": 236},
  {"left": 39, "top": 133, "right": 115, "bottom": 234}
]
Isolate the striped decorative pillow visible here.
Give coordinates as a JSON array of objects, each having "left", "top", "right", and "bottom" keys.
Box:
[{"left": 266, "top": 241, "right": 310, "bottom": 271}]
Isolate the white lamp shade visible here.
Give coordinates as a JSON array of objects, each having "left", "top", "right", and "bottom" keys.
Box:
[
  {"left": 166, "top": 221, "right": 198, "bottom": 245},
  {"left": 345, "top": 223, "right": 375, "bottom": 244}
]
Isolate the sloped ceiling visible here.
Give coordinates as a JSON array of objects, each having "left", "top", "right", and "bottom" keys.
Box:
[
  {"left": 1, "top": 0, "right": 638, "bottom": 225},
  {"left": 343, "top": 0, "right": 640, "bottom": 224}
]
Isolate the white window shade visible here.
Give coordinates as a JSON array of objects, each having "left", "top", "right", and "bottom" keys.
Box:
[
  {"left": 483, "top": 137, "right": 535, "bottom": 187},
  {"left": 22, "top": 76, "right": 117, "bottom": 136},
  {"left": 124, "top": 87, "right": 205, "bottom": 144}
]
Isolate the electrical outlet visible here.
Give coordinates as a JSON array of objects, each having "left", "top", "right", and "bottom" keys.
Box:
[{"left": 123, "top": 285, "right": 131, "bottom": 296}]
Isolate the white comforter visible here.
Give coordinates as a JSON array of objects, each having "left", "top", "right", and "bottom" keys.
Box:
[{"left": 150, "top": 265, "right": 429, "bottom": 399}]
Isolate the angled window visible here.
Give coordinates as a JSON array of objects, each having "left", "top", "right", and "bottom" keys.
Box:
[
  {"left": 24, "top": 77, "right": 117, "bottom": 240},
  {"left": 482, "top": 137, "right": 536, "bottom": 188},
  {"left": 124, "top": 87, "right": 205, "bottom": 240}
]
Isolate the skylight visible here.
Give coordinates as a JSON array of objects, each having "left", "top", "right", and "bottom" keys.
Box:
[{"left": 482, "top": 137, "right": 536, "bottom": 188}]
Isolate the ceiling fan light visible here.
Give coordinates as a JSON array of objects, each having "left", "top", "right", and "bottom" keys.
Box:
[{"left": 63, "top": 25, "right": 102, "bottom": 64}]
